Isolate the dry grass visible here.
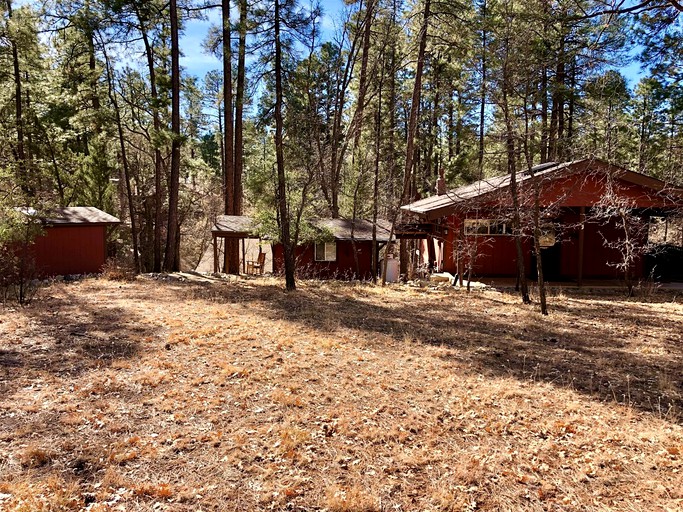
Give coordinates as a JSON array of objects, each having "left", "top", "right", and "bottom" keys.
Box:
[{"left": 0, "top": 275, "right": 682, "bottom": 511}]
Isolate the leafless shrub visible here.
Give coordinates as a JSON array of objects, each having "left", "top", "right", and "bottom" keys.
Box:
[
  {"left": 590, "top": 177, "right": 651, "bottom": 297},
  {"left": 0, "top": 244, "right": 40, "bottom": 305},
  {"left": 102, "top": 258, "right": 137, "bottom": 282}
]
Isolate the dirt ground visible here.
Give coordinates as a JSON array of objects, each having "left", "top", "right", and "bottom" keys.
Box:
[{"left": 0, "top": 275, "right": 682, "bottom": 511}]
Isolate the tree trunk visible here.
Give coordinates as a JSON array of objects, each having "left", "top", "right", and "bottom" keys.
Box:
[
  {"left": 135, "top": 6, "right": 164, "bottom": 272},
  {"left": 234, "top": 0, "right": 247, "bottom": 216},
  {"left": 86, "top": 26, "right": 100, "bottom": 132},
  {"left": 429, "top": 58, "right": 440, "bottom": 183},
  {"left": 6, "top": 0, "right": 28, "bottom": 194},
  {"left": 532, "top": 189, "right": 548, "bottom": 314},
  {"left": 508, "top": 134, "right": 530, "bottom": 304},
  {"left": 567, "top": 56, "right": 576, "bottom": 152},
  {"left": 397, "top": 0, "right": 429, "bottom": 280},
  {"left": 351, "top": 0, "right": 375, "bottom": 153},
  {"left": 540, "top": 65, "right": 549, "bottom": 163},
  {"left": 163, "top": 0, "right": 181, "bottom": 272},
  {"left": 218, "top": 104, "right": 225, "bottom": 178},
  {"left": 387, "top": 0, "right": 398, "bottom": 204},
  {"left": 401, "top": 0, "right": 430, "bottom": 205},
  {"left": 448, "top": 90, "right": 455, "bottom": 161},
  {"left": 549, "top": 36, "right": 565, "bottom": 161},
  {"left": 501, "top": 45, "right": 530, "bottom": 304},
  {"left": 326, "top": 5, "right": 364, "bottom": 218},
  {"left": 372, "top": 56, "right": 385, "bottom": 284},
  {"left": 539, "top": 0, "right": 549, "bottom": 164},
  {"left": 102, "top": 41, "right": 140, "bottom": 273},
  {"left": 556, "top": 50, "right": 566, "bottom": 160},
  {"left": 477, "top": 0, "right": 487, "bottom": 179},
  {"left": 222, "top": 0, "right": 239, "bottom": 274},
  {"left": 274, "top": 0, "right": 295, "bottom": 291},
  {"left": 522, "top": 85, "right": 548, "bottom": 314},
  {"left": 638, "top": 95, "right": 647, "bottom": 173}
]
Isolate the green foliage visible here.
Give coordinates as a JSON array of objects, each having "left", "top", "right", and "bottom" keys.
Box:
[
  {"left": 0, "top": 0, "right": 680, "bottom": 282},
  {"left": 199, "top": 132, "right": 221, "bottom": 175}
]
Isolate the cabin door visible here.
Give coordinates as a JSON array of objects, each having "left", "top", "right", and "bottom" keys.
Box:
[{"left": 531, "top": 243, "right": 562, "bottom": 281}]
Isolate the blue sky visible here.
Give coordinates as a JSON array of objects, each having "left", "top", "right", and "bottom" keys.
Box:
[
  {"left": 179, "top": 0, "right": 645, "bottom": 87},
  {"left": 15, "top": 0, "right": 645, "bottom": 87},
  {"left": 180, "top": 0, "right": 344, "bottom": 80}
]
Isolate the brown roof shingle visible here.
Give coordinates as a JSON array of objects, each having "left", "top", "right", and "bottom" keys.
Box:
[
  {"left": 312, "top": 218, "right": 393, "bottom": 242},
  {"left": 212, "top": 215, "right": 258, "bottom": 236},
  {"left": 211, "top": 215, "right": 393, "bottom": 242},
  {"left": 20, "top": 206, "right": 121, "bottom": 225}
]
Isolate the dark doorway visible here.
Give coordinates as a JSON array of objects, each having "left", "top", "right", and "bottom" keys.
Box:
[
  {"left": 531, "top": 243, "right": 562, "bottom": 281},
  {"left": 645, "top": 245, "right": 683, "bottom": 281}
]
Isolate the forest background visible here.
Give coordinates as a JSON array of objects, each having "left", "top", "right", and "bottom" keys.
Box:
[{"left": 0, "top": 0, "right": 681, "bottom": 289}]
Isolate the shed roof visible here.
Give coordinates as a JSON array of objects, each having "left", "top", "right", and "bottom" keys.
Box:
[
  {"left": 20, "top": 206, "right": 120, "bottom": 225},
  {"left": 212, "top": 215, "right": 259, "bottom": 237},
  {"left": 313, "top": 218, "right": 393, "bottom": 242},
  {"left": 401, "top": 158, "right": 682, "bottom": 220},
  {"left": 212, "top": 215, "right": 393, "bottom": 242}
]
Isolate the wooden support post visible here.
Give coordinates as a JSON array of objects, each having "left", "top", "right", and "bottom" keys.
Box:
[
  {"left": 439, "top": 240, "right": 444, "bottom": 273},
  {"left": 427, "top": 235, "right": 437, "bottom": 271},
  {"left": 242, "top": 238, "right": 246, "bottom": 274},
  {"left": 578, "top": 206, "right": 585, "bottom": 287},
  {"left": 458, "top": 222, "right": 464, "bottom": 287},
  {"left": 213, "top": 234, "right": 218, "bottom": 274}
]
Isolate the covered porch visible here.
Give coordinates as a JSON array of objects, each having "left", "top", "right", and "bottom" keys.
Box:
[{"left": 207, "top": 215, "right": 272, "bottom": 275}]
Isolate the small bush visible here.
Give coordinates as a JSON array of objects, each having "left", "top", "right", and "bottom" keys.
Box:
[
  {"left": 102, "top": 258, "right": 137, "bottom": 281},
  {"left": 19, "top": 446, "right": 54, "bottom": 468},
  {"left": 0, "top": 244, "right": 40, "bottom": 305}
]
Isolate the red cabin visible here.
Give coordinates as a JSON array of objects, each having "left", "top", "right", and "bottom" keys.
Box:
[
  {"left": 24, "top": 207, "right": 120, "bottom": 277},
  {"left": 401, "top": 159, "right": 683, "bottom": 283},
  {"left": 272, "top": 218, "right": 393, "bottom": 280}
]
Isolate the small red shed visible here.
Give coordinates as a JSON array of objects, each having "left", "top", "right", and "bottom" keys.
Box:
[
  {"left": 401, "top": 159, "right": 683, "bottom": 283},
  {"left": 26, "top": 207, "right": 120, "bottom": 276},
  {"left": 272, "top": 218, "right": 393, "bottom": 280}
]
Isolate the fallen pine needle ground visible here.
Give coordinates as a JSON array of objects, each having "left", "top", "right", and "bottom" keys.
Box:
[{"left": 0, "top": 275, "right": 682, "bottom": 511}]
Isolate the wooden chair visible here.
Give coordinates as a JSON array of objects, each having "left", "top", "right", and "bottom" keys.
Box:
[{"left": 246, "top": 251, "right": 266, "bottom": 275}]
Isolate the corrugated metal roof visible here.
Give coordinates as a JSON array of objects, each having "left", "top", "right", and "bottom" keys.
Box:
[
  {"left": 313, "top": 218, "right": 393, "bottom": 242},
  {"left": 20, "top": 206, "right": 121, "bottom": 225}
]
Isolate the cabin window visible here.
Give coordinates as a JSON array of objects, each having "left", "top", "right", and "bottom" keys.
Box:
[
  {"left": 464, "top": 219, "right": 513, "bottom": 236},
  {"left": 315, "top": 242, "right": 337, "bottom": 262}
]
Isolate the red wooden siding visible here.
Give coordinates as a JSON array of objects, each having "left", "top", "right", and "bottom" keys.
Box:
[
  {"left": 32, "top": 225, "right": 108, "bottom": 276},
  {"left": 406, "top": 163, "right": 678, "bottom": 281},
  {"left": 438, "top": 217, "right": 532, "bottom": 277},
  {"left": 273, "top": 240, "right": 378, "bottom": 280},
  {"left": 467, "top": 171, "right": 674, "bottom": 213},
  {"left": 538, "top": 172, "right": 668, "bottom": 209},
  {"left": 558, "top": 218, "right": 645, "bottom": 279},
  {"left": 435, "top": 211, "right": 646, "bottom": 280}
]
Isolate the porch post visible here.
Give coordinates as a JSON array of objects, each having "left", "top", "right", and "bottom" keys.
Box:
[
  {"left": 458, "top": 221, "right": 465, "bottom": 287},
  {"left": 213, "top": 234, "right": 218, "bottom": 274},
  {"left": 427, "top": 234, "right": 437, "bottom": 271},
  {"left": 242, "top": 238, "right": 246, "bottom": 274},
  {"left": 578, "top": 206, "right": 585, "bottom": 287}
]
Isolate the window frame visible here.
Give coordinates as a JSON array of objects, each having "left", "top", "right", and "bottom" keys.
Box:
[
  {"left": 314, "top": 241, "right": 337, "bottom": 262},
  {"left": 464, "top": 219, "right": 513, "bottom": 236}
]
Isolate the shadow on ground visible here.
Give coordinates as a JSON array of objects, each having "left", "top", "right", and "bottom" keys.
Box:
[
  {"left": 0, "top": 280, "right": 153, "bottom": 397},
  {"left": 177, "top": 277, "right": 683, "bottom": 423},
  {"left": 6, "top": 276, "right": 681, "bottom": 425}
]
